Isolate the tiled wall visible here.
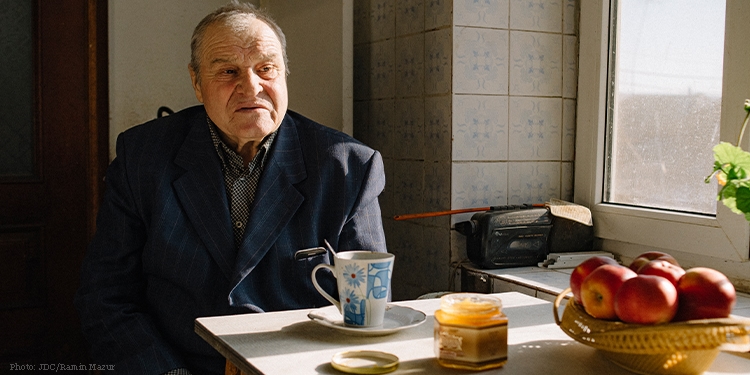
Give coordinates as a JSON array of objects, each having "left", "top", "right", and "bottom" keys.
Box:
[{"left": 354, "top": 0, "right": 578, "bottom": 300}]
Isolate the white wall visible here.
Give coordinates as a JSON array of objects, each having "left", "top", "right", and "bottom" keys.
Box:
[
  {"left": 108, "top": 0, "right": 254, "bottom": 159},
  {"left": 108, "top": 0, "right": 350, "bottom": 159},
  {"left": 261, "top": 0, "right": 353, "bottom": 134}
]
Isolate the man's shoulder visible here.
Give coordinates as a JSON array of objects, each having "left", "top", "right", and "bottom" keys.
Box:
[
  {"left": 285, "top": 110, "right": 372, "bottom": 153},
  {"left": 113, "top": 105, "right": 207, "bottom": 164},
  {"left": 120, "top": 105, "right": 205, "bottom": 141}
]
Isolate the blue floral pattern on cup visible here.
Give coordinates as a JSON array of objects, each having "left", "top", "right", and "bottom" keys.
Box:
[
  {"left": 341, "top": 260, "right": 392, "bottom": 326},
  {"left": 367, "top": 261, "right": 391, "bottom": 299},
  {"left": 343, "top": 264, "right": 365, "bottom": 288},
  {"left": 312, "top": 251, "right": 394, "bottom": 327},
  {"left": 343, "top": 289, "right": 365, "bottom": 325}
]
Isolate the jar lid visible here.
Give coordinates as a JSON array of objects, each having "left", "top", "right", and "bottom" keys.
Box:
[
  {"left": 331, "top": 350, "right": 399, "bottom": 374},
  {"left": 439, "top": 293, "right": 502, "bottom": 316}
]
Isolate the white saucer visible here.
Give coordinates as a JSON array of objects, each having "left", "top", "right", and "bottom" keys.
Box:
[{"left": 307, "top": 305, "right": 426, "bottom": 336}]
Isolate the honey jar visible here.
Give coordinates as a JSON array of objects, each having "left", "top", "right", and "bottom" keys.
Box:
[{"left": 433, "top": 293, "right": 508, "bottom": 370}]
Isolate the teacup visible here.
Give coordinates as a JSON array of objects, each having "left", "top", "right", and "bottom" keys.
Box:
[{"left": 312, "top": 251, "right": 394, "bottom": 328}]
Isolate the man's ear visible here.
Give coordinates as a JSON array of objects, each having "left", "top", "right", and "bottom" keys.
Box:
[{"left": 189, "top": 65, "right": 203, "bottom": 103}]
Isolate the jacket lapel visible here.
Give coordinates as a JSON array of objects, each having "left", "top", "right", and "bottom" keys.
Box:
[
  {"left": 230, "top": 115, "right": 306, "bottom": 291},
  {"left": 173, "top": 112, "right": 235, "bottom": 281}
]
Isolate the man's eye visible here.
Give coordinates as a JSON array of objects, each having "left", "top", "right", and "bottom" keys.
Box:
[
  {"left": 223, "top": 69, "right": 237, "bottom": 75},
  {"left": 258, "top": 66, "right": 278, "bottom": 78}
]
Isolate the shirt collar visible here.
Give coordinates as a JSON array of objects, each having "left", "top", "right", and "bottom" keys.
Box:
[{"left": 206, "top": 116, "right": 277, "bottom": 171}]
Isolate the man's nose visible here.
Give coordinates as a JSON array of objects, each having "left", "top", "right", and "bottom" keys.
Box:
[{"left": 237, "top": 70, "right": 262, "bottom": 95}]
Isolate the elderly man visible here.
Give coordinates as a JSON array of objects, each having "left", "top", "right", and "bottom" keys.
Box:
[{"left": 75, "top": 2, "right": 387, "bottom": 374}]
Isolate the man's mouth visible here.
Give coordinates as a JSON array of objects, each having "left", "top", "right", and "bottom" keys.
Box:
[
  {"left": 235, "top": 102, "right": 270, "bottom": 113},
  {"left": 237, "top": 106, "right": 263, "bottom": 112}
]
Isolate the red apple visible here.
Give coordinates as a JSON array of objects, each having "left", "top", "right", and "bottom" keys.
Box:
[
  {"left": 580, "top": 264, "right": 637, "bottom": 320},
  {"left": 570, "top": 256, "right": 619, "bottom": 304},
  {"left": 628, "top": 251, "right": 680, "bottom": 272},
  {"left": 638, "top": 260, "right": 685, "bottom": 287},
  {"left": 615, "top": 275, "right": 678, "bottom": 324},
  {"left": 673, "top": 267, "right": 736, "bottom": 321}
]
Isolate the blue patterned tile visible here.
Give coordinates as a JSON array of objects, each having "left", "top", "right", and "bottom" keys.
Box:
[
  {"left": 425, "top": 95, "right": 452, "bottom": 162},
  {"left": 396, "top": 33, "right": 425, "bottom": 98},
  {"left": 562, "top": 99, "right": 575, "bottom": 161},
  {"left": 509, "top": 97, "right": 561, "bottom": 160},
  {"left": 453, "top": 27, "right": 509, "bottom": 94},
  {"left": 370, "top": 0, "right": 395, "bottom": 41},
  {"left": 369, "top": 99, "right": 395, "bottom": 158},
  {"left": 393, "top": 160, "right": 425, "bottom": 216},
  {"left": 509, "top": 31, "right": 562, "bottom": 96},
  {"left": 396, "top": 0, "right": 425, "bottom": 36},
  {"left": 562, "top": 161, "right": 573, "bottom": 202},
  {"left": 425, "top": 0, "right": 452, "bottom": 30},
  {"left": 395, "top": 98, "right": 425, "bottom": 160},
  {"left": 353, "top": 100, "right": 370, "bottom": 145},
  {"left": 425, "top": 28, "right": 452, "bottom": 95},
  {"left": 452, "top": 95, "right": 509, "bottom": 161},
  {"left": 508, "top": 162, "right": 560, "bottom": 204},
  {"left": 370, "top": 39, "right": 395, "bottom": 99},
  {"left": 454, "top": 0, "right": 509, "bottom": 28},
  {"left": 381, "top": 158, "right": 396, "bottom": 217},
  {"left": 510, "top": 0, "right": 563, "bottom": 32},
  {"left": 451, "top": 162, "right": 508, "bottom": 224},
  {"left": 563, "top": 0, "right": 578, "bottom": 35},
  {"left": 353, "top": 43, "right": 370, "bottom": 101},
  {"left": 563, "top": 34, "right": 578, "bottom": 98},
  {"left": 423, "top": 161, "right": 451, "bottom": 228},
  {"left": 354, "top": 0, "right": 372, "bottom": 44},
  {"left": 387, "top": 220, "right": 424, "bottom": 299},
  {"left": 420, "top": 226, "right": 451, "bottom": 290}
]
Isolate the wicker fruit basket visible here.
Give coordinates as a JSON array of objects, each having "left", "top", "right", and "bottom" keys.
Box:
[{"left": 553, "top": 288, "right": 750, "bottom": 375}]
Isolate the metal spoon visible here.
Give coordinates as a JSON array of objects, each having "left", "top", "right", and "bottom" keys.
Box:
[{"left": 323, "top": 239, "right": 337, "bottom": 257}]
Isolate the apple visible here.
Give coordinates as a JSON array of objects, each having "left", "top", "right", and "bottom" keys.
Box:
[
  {"left": 673, "top": 267, "right": 736, "bottom": 321},
  {"left": 569, "top": 256, "right": 620, "bottom": 304},
  {"left": 628, "top": 251, "right": 680, "bottom": 273},
  {"left": 638, "top": 260, "right": 685, "bottom": 287},
  {"left": 580, "top": 264, "right": 637, "bottom": 320},
  {"left": 614, "top": 275, "right": 678, "bottom": 324}
]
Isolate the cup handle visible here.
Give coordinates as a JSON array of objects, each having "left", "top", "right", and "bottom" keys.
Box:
[{"left": 312, "top": 263, "right": 340, "bottom": 311}]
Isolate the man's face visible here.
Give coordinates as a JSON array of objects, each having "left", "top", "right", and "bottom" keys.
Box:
[{"left": 190, "top": 15, "right": 288, "bottom": 149}]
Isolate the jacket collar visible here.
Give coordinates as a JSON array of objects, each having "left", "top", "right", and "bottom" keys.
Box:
[
  {"left": 173, "top": 111, "right": 236, "bottom": 280},
  {"left": 172, "top": 109, "right": 307, "bottom": 293},
  {"left": 229, "top": 114, "right": 306, "bottom": 301}
]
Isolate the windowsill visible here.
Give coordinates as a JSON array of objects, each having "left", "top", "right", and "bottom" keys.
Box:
[{"left": 460, "top": 263, "right": 750, "bottom": 318}]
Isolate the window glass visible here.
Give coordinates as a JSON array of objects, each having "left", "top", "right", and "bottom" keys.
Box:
[
  {"left": 0, "top": 0, "right": 35, "bottom": 177},
  {"left": 604, "top": 0, "right": 726, "bottom": 215}
]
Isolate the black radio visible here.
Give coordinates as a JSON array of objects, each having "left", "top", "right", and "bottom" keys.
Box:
[{"left": 455, "top": 204, "right": 593, "bottom": 269}]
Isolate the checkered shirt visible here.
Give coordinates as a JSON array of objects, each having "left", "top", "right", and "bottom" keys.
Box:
[{"left": 207, "top": 117, "right": 276, "bottom": 247}]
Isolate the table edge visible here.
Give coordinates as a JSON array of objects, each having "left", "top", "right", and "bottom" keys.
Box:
[{"left": 194, "top": 319, "right": 263, "bottom": 375}]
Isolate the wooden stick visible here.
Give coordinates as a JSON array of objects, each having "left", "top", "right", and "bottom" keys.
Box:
[
  {"left": 393, "top": 207, "right": 491, "bottom": 221},
  {"left": 393, "top": 203, "right": 547, "bottom": 221}
]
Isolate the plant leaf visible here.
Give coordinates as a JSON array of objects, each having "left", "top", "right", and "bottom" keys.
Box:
[
  {"left": 736, "top": 186, "right": 750, "bottom": 213},
  {"left": 714, "top": 142, "right": 750, "bottom": 171}
]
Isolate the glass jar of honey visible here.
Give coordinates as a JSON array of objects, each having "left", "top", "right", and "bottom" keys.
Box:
[{"left": 433, "top": 293, "right": 508, "bottom": 371}]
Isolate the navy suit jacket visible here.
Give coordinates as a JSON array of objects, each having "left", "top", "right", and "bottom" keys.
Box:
[{"left": 75, "top": 106, "right": 387, "bottom": 374}]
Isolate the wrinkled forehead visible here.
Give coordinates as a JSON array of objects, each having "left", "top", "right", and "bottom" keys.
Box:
[{"left": 202, "top": 15, "right": 283, "bottom": 60}]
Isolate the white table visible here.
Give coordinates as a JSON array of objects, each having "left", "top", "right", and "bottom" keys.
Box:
[{"left": 195, "top": 292, "right": 750, "bottom": 375}]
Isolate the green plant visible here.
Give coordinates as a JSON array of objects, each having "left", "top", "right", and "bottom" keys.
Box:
[{"left": 706, "top": 99, "right": 750, "bottom": 220}]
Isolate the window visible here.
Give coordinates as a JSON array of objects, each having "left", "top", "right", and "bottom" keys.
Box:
[
  {"left": 604, "top": 0, "right": 724, "bottom": 216},
  {"left": 575, "top": 0, "right": 750, "bottom": 276}
]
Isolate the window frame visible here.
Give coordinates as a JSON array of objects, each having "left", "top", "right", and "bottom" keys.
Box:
[{"left": 575, "top": 0, "right": 750, "bottom": 267}]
